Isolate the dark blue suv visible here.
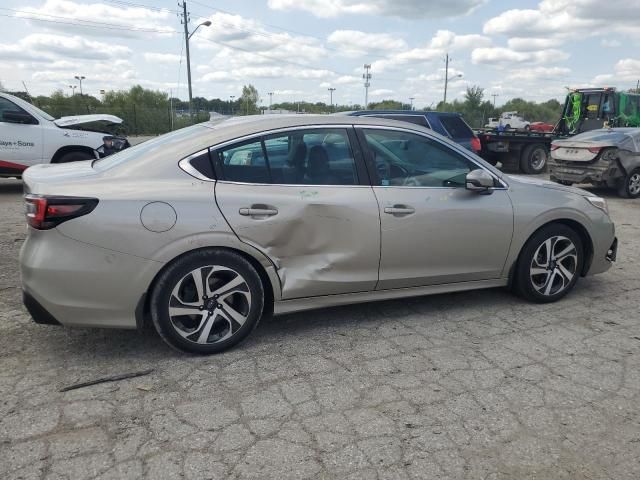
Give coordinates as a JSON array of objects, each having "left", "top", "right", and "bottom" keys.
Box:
[{"left": 345, "top": 110, "right": 480, "bottom": 153}]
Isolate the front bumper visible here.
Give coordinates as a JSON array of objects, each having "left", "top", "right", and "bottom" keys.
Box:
[
  {"left": 549, "top": 158, "right": 622, "bottom": 186},
  {"left": 20, "top": 228, "right": 163, "bottom": 329}
]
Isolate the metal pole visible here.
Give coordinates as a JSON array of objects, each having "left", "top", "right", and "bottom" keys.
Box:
[
  {"left": 268, "top": 92, "right": 273, "bottom": 112},
  {"left": 181, "top": 1, "right": 193, "bottom": 119},
  {"left": 443, "top": 53, "right": 449, "bottom": 105},
  {"left": 409, "top": 97, "right": 414, "bottom": 110},
  {"left": 328, "top": 87, "right": 336, "bottom": 111},
  {"left": 363, "top": 64, "right": 371, "bottom": 109}
]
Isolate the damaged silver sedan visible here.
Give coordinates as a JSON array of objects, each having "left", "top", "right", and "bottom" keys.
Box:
[
  {"left": 550, "top": 128, "right": 640, "bottom": 198},
  {"left": 20, "top": 115, "right": 617, "bottom": 353}
]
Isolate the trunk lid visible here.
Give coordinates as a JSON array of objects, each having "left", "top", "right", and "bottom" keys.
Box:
[{"left": 23, "top": 161, "right": 100, "bottom": 195}]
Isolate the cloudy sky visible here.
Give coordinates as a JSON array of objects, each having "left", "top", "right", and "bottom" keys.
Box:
[{"left": 1, "top": 0, "right": 639, "bottom": 107}]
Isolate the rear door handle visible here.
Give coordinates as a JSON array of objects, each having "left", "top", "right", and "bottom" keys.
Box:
[
  {"left": 384, "top": 205, "right": 415, "bottom": 215},
  {"left": 239, "top": 207, "right": 278, "bottom": 216}
]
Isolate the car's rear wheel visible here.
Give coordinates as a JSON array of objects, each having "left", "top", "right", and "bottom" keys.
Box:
[
  {"left": 618, "top": 168, "right": 640, "bottom": 198},
  {"left": 515, "top": 224, "right": 583, "bottom": 303},
  {"left": 150, "top": 249, "right": 264, "bottom": 354}
]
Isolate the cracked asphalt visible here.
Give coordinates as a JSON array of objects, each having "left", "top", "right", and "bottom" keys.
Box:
[{"left": 1, "top": 177, "right": 639, "bottom": 480}]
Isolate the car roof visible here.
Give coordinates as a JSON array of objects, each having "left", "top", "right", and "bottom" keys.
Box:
[{"left": 346, "top": 110, "right": 462, "bottom": 117}]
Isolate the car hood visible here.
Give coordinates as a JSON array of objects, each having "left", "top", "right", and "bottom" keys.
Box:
[
  {"left": 53, "top": 114, "right": 123, "bottom": 128},
  {"left": 506, "top": 174, "right": 593, "bottom": 197}
]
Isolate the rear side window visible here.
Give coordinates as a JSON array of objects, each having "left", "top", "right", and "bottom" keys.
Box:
[
  {"left": 372, "top": 114, "right": 429, "bottom": 128},
  {"left": 439, "top": 115, "right": 473, "bottom": 140},
  {"left": 213, "top": 128, "right": 359, "bottom": 185}
]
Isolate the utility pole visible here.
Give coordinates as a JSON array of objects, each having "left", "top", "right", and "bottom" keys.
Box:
[
  {"left": 328, "top": 87, "right": 336, "bottom": 111},
  {"left": 180, "top": 1, "right": 193, "bottom": 118},
  {"left": 268, "top": 92, "right": 273, "bottom": 112},
  {"left": 443, "top": 53, "right": 449, "bottom": 105},
  {"left": 179, "top": 1, "right": 211, "bottom": 119},
  {"left": 74, "top": 75, "right": 85, "bottom": 96},
  {"left": 491, "top": 93, "right": 499, "bottom": 107},
  {"left": 363, "top": 64, "right": 371, "bottom": 109},
  {"left": 636, "top": 79, "right": 639, "bottom": 94},
  {"left": 229, "top": 95, "right": 235, "bottom": 115},
  {"left": 409, "top": 97, "right": 415, "bottom": 110}
]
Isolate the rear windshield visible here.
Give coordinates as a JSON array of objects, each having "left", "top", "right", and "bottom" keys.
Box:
[
  {"left": 373, "top": 114, "right": 429, "bottom": 128},
  {"left": 92, "top": 125, "right": 204, "bottom": 172},
  {"left": 438, "top": 115, "right": 473, "bottom": 139},
  {"left": 571, "top": 130, "right": 629, "bottom": 143}
]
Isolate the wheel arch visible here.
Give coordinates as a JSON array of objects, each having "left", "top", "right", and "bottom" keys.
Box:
[
  {"left": 136, "top": 245, "right": 278, "bottom": 330},
  {"left": 508, "top": 218, "right": 594, "bottom": 289},
  {"left": 51, "top": 145, "right": 97, "bottom": 163}
]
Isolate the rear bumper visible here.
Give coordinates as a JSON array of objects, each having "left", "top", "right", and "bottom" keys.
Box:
[
  {"left": 20, "top": 228, "right": 163, "bottom": 329},
  {"left": 549, "top": 158, "right": 622, "bottom": 186}
]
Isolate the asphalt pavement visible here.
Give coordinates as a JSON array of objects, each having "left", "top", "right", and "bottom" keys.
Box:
[{"left": 1, "top": 177, "right": 639, "bottom": 479}]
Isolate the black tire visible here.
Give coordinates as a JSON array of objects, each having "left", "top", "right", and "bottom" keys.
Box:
[
  {"left": 558, "top": 180, "right": 573, "bottom": 186},
  {"left": 520, "top": 143, "right": 548, "bottom": 174},
  {"left": 504, "top": 124, "right": 511, "bottom": 130},
  {"left": 56, "top": 151, "right": 95, "bottom": 163},
  {"left": 617, "top": 168, "right": 640, "bottom": 199},
  {"left": 524, "top": 124, "right": 530, "bottom": 132},
  {"left": 515, "top": 224, "right": 583, "bottom": 303},
  {"left": 150, "top": 249, "right": 265, "bottom": 354}
]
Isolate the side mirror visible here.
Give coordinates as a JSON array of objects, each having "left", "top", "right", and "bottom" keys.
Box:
[
  {"left": 466, "top": 169, "right": 494, "bottom": 194},
  {"left": 2, "top": 111, "right": 37, "bottom": 124}
]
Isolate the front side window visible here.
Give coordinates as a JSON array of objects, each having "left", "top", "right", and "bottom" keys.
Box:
[
  {"left": 213, "top": 128, "right": 359, "bottom": 185},
  {"left": 0, "top": 98, "right": 36, "bottom": 124},
  {"left": 361, "top": 129, "right": 475, "bottom": 188}
]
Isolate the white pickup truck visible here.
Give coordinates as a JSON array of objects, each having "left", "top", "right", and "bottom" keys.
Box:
[
  {"left": 0, "top": 92, "right": 127, "bottom": 178},
  {"left": 498, "top": 111, "right": 530, "bottom": 130}
]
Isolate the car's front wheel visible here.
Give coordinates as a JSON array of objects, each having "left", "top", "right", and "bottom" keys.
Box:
[
  {"left": 150, "top": 249, "right": 264, "bottom": 354},
  {"left": 515, "top": 224, "right": 583, "bottom": 303},
  {"left": 618, "top": 168, "right": 640, "bottom": 199}
]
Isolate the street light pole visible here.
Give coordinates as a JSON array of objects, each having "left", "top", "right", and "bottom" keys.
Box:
[
  {"left": 74, "top": 75, "right": 85, "bottom": 96},
  {"left": 68, "top": 85, "right": 76, "bottom": 96},
  {"left": 328, "top": 87, "right": 336, "bottom": 111},
  {"left": 229, "top": 95, "right": 235, "bottom": 115},
  {"left": 491, "top": 93, "right": 499, "bottom": 107},
  {"left": 409, "top": 97, "right": 415, "bottom": 110},
  {"left": 268, "top": 92, "right": 273, "bottom": 112},
  {"left": 180, "top": 1, "right": 211, "bottom": 119}
]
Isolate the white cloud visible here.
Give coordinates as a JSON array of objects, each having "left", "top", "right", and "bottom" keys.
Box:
[
  {"left": 268, "top": 0, "right": 485, "bottom": 19},
  {"left": 144, "top": 53, "right": 181, "bottom": 64},
  {"left": 369, "top": 88, "right": 394, "bottom": 96},
  {"left": 327, "top": 30, "right": 407, "bottom": 57},
  {"left": 507, "top": 37, "right": 559, "bottom": 52},
  {"left": 601, "top": 39, "right": 621, "bottom": 48},
  {"left": 471, "top": 47, "right": 569, "bottom": 66},
  {"left": 0, "top": 33, "right": 131, "bottom": 62},
  {"left": 17, "top": 0, "right": 174, "bottom": 38},
  {"left": 593, "top": 58, "right": 640, "bottom": 84},
  {"left": 506, "top": 66, "right": 571, "bottom": 82}
]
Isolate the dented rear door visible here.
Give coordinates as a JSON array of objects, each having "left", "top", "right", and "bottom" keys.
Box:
[{"left": 213, "top": 127, "right": 380, "bottom": 300}]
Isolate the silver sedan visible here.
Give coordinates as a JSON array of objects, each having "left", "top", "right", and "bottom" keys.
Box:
[{"left": 20, "top": 115, "right": 618, "bottom": 353}]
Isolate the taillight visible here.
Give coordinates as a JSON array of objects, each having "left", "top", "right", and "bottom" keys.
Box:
[
  {"left": 550, "top": 144, "right": 560, "bottom": 151},
  {"left": 587, "top": 147, "right": 602, "bottom": 154},
  {"left": 25, "top": 195, "right": 98, "bottom": 230},
  {"left": 470, "top": 137, "right": 481, "bottom": 152}
]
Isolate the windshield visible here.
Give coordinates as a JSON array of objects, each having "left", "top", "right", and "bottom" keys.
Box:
[
  {"left": 4, "top": 94, "right": 55, "bottom": 121},
  {"left": 92, "top": 125, "right": 205, "bottom": 172}
]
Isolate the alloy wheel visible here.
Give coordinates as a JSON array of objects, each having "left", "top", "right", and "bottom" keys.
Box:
[
  {"left": 168, "top": 266, "right": 251, "bottom": 344},
  {"left": 629, "top": 172, "right": 640, "bottom": 196},
  {"left": 530, "top": 236, "right": 578, "bottom": 296}
]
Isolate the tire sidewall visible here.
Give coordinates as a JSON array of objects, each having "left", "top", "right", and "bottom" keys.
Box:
[
  {"left": 150, "top": 249, "right": 264, "bottom": 354},
  {"left": 516, "top": 224, "right": 584, "bottom": 303},
  {"left": 521, "top": 143, "right": 548, "bottom": 174},
  {"left": 620, "top": 168, "right": 640, "bottom": 199}
]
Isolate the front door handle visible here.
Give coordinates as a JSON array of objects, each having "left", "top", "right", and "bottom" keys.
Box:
[
  {"left": 239, "top": 207, "right": 278, "bottom": 217},
  {"left": 384, "top": 205, "right": 415, "bottom": 216}
]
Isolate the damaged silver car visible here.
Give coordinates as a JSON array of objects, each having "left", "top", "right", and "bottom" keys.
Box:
[
  {"left": 20, "top": 115, "right": 617, "bottom": 354},
  {"left": 550, "top": 128, "right": 640, "bottom": 198}
]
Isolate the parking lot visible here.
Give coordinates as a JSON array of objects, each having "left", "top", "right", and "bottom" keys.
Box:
[{"left": 1, "top": 177, "right": 639, "bottom": 479}]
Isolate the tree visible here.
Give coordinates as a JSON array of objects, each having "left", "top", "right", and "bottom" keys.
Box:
[
  {"left": 368, "top": 99, "right": 404, "bottom": 110},
  {"left": 240, "top": 84, "right": 260, "bottom": 115},
  {"left": 464, "top": 85, "right": 484, "bottom": 110}
]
